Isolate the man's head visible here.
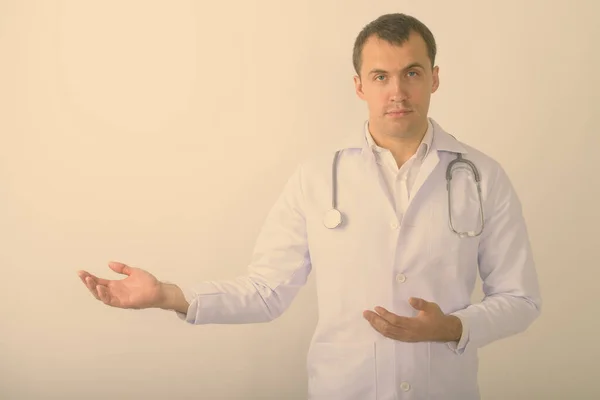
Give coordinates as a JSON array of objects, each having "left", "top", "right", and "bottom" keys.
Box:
[{"left": 353, "top": 13, "right": 439, "bottom": 141}]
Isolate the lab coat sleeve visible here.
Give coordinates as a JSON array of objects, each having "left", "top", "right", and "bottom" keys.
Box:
[
  {"left": 174, "top": 163, "right": 312, "bottom": 324},
  {"left": 447, "top": 162, "right": 542, "bottom": 354}
]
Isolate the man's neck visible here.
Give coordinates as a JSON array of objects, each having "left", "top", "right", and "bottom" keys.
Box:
[{"left": 369, "top": 121, "right": 428, "bottom": 168}]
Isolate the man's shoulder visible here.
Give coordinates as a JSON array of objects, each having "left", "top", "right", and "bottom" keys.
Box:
[
  {"left": 294, "top": 147, "right": 361, "bottom": 176},
  {"left": 453, "top": 139, "right": 517, "bottom": 200},
  {"left": 433, "top": 119, "right": 504, "bottom": 173},
  {"left": 449, "top": 136, "right": 505, "bottom": 178},
  {"left": 460, "top": 141, "right": 501, "bottom": 167}
]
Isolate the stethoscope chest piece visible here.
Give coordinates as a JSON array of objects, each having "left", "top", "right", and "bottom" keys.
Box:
[{"left": 323, "top": 208, "right": 342, "bottom": 229}]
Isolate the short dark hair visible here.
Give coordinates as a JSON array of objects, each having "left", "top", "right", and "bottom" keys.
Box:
[{"left": 352, "top": 13, "right": 437, "bottom": 76}]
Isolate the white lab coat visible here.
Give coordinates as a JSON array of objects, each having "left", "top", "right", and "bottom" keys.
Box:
[{"left": 177, "top": 118, "right": 542, "bottom": 400}]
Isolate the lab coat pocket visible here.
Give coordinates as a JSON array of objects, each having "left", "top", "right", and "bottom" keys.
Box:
[
  {"left": 428, "top": 167, "right": 482, "bottom": 267},
  {"left": 428, "top": 205, "right": 461, "bottom": 267},
  {"left": 307, "top": 342, "right": 377, "bottom": 400},
  {"left": 428, "top": 200, "right": 480, "bottom": 276},
  {"left": 428, "top": 342, "right": 479, "bottom": 399}
]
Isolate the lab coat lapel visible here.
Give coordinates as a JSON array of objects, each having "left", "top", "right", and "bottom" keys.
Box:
[
  {"left": 360, "top": 148, "right": 397, "bottom": 219},
  {"left": 406, "top": 119, "right": 468, "bottom": 209},
  {"left": 335, "top": 122, "right": 398, "bottom": 219},
  {"left": 332, "top": 118, "right": 467, "bottom": 219},
  {"left": 407, "top": 149, "right": 440, "bottom": 209}
]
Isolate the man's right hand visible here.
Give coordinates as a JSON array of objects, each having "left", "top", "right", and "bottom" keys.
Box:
[{"left": 77, "top": 261, "right": 189, "bottom": 314}]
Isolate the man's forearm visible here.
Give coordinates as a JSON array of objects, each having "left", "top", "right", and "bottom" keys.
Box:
[{"left": 157, "top": 282, "right": 190, "bottom": 314}]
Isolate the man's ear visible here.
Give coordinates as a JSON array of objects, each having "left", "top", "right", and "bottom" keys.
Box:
[
  {"left": 354, "top": 75, "right": 365, "bottom": 100},
  {"left": 431, "top": 66, "right": 440, "bottom": 93}
]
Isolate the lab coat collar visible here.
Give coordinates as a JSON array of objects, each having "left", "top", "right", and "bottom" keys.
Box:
[
  {"left": 336, "top": 117, "right": 468, "bottom": 156},
  {"left": 365, "top": 119, "right": 434, "bottom": 162}
]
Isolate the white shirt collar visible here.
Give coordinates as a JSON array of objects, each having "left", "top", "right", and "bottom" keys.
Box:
[{"left": 365, "top": 119, "right": 434, "bottom": 161}]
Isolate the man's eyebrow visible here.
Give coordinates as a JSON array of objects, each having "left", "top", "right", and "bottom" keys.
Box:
[
  {"left": 368, "top": 63, "right": 427, "bottom": 76},
  {"left": 368, "top": 68, "right": 389, "bottom": 76},
  {"left": 402, "top": 62, "right": 426, "bottom": 71}
]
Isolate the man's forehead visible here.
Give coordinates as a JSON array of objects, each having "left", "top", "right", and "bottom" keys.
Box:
[{"left": 361, "top": 35, "right": 429, "bottom": 70}]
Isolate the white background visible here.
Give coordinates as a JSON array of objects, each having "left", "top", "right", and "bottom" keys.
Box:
[{"left": 1, "top": 0, "right": 598, "bottom": 399}]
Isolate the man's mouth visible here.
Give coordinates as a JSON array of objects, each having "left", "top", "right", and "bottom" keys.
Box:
[{"left": 386, "top": 109, "right": 412, "bottom": 115}]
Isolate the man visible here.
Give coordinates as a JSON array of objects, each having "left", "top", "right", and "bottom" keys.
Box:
[{"left": 78, "top": 13, "right": 541, "bottom": 400}]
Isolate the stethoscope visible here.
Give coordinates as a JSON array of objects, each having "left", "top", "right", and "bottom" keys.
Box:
[{"left": 323, "top": 150, "right": 485, "bottom": 238}]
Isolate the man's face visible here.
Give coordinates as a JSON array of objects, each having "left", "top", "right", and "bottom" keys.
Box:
[{"left": 354, "top": 31, "right": 439, "bottom": 140}]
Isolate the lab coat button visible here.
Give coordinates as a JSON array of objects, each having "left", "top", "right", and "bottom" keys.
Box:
[
  {"left": 396, "top": 273, "right": 406, "bottom": 283},
  {"left": 400, "top": 381, "right": 411, "bottom": 391},
  {"left": 390, "top": 221, "right": 399, "bottom": 229}
]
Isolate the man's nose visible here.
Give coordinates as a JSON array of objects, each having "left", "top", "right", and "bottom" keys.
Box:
[{"left": 389, "top": 77, "right": 409, "bottom": 101}]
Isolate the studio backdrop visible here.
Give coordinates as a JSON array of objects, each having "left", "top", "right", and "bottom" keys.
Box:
[{"left": 1, "top": 0, "right": 598, "bottom": 399}]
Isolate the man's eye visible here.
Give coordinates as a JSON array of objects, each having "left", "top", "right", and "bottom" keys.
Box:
[
  {"left": 376, "top": 75, "right": 385, "bottom": 81},
  {"left": 407, "top": 71, "right": 418, "bottom": 77}
]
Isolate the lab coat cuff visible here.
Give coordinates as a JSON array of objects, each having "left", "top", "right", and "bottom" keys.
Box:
[
  {"left": 172, "top": 282, "right": 229, "bottom": 324},
  {"left": 161, "top": 280, "right": 196, "bottom": 324},
  {"left": 174, "top": 286, "right": 197, "bottom": 324},
  {"left": 446, "top": 312, "right": 470, "bottom": 355}
]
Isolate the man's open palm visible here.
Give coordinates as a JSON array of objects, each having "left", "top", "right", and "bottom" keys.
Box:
[{"left": 77, "top": 262, "right": 162, "bottom": 309}]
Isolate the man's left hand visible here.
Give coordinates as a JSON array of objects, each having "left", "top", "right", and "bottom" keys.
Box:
[{"left": 363, "top": 297, "right": 462, "bottom": 343}]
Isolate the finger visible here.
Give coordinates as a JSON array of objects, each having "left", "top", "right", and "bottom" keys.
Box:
[
  {"left": 409, "top": 297, "right": 430, "bottom": 311},
  {"left": 373, "top": 306, "right": 400, "bottom": 323},
  {"left": 363, "top": 310, "right": 409, "bottom": 340},
  {"left": 86, "top": 277, "right": 102, "bottom": 300},
  {"left": 81, "top": 276, "right": 101, "bottom": 301},
  {"left": 363, "top": 310, "right": 391, "bottom": 333},
  {"left": 364, "top": 310, "right": 401, "bottom": 332},
  {"left": 78, "top": 270, "right": 111, "bottom": 286},
  {"left": 373, "top": 306, "right": 414, "bottom": 328},
  {"left": 81, "top": 274, "right": 103, "bottom": 291},
  {"left": 108, "top": 261, "right": 132, "bottom": 276},
  {"left": 96, "top": 285, "right": 109, "bottom": 304},
  {"left": 97, "top": 285, "right": 120, "bottom": 307}
]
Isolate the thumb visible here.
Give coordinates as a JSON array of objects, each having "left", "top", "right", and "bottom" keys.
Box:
[
  {"left": 108, "top": 261, "right": 132, "bottom": 276},
  {"left": 409, "top": 297, "right": 430, "bottom": 311}
]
